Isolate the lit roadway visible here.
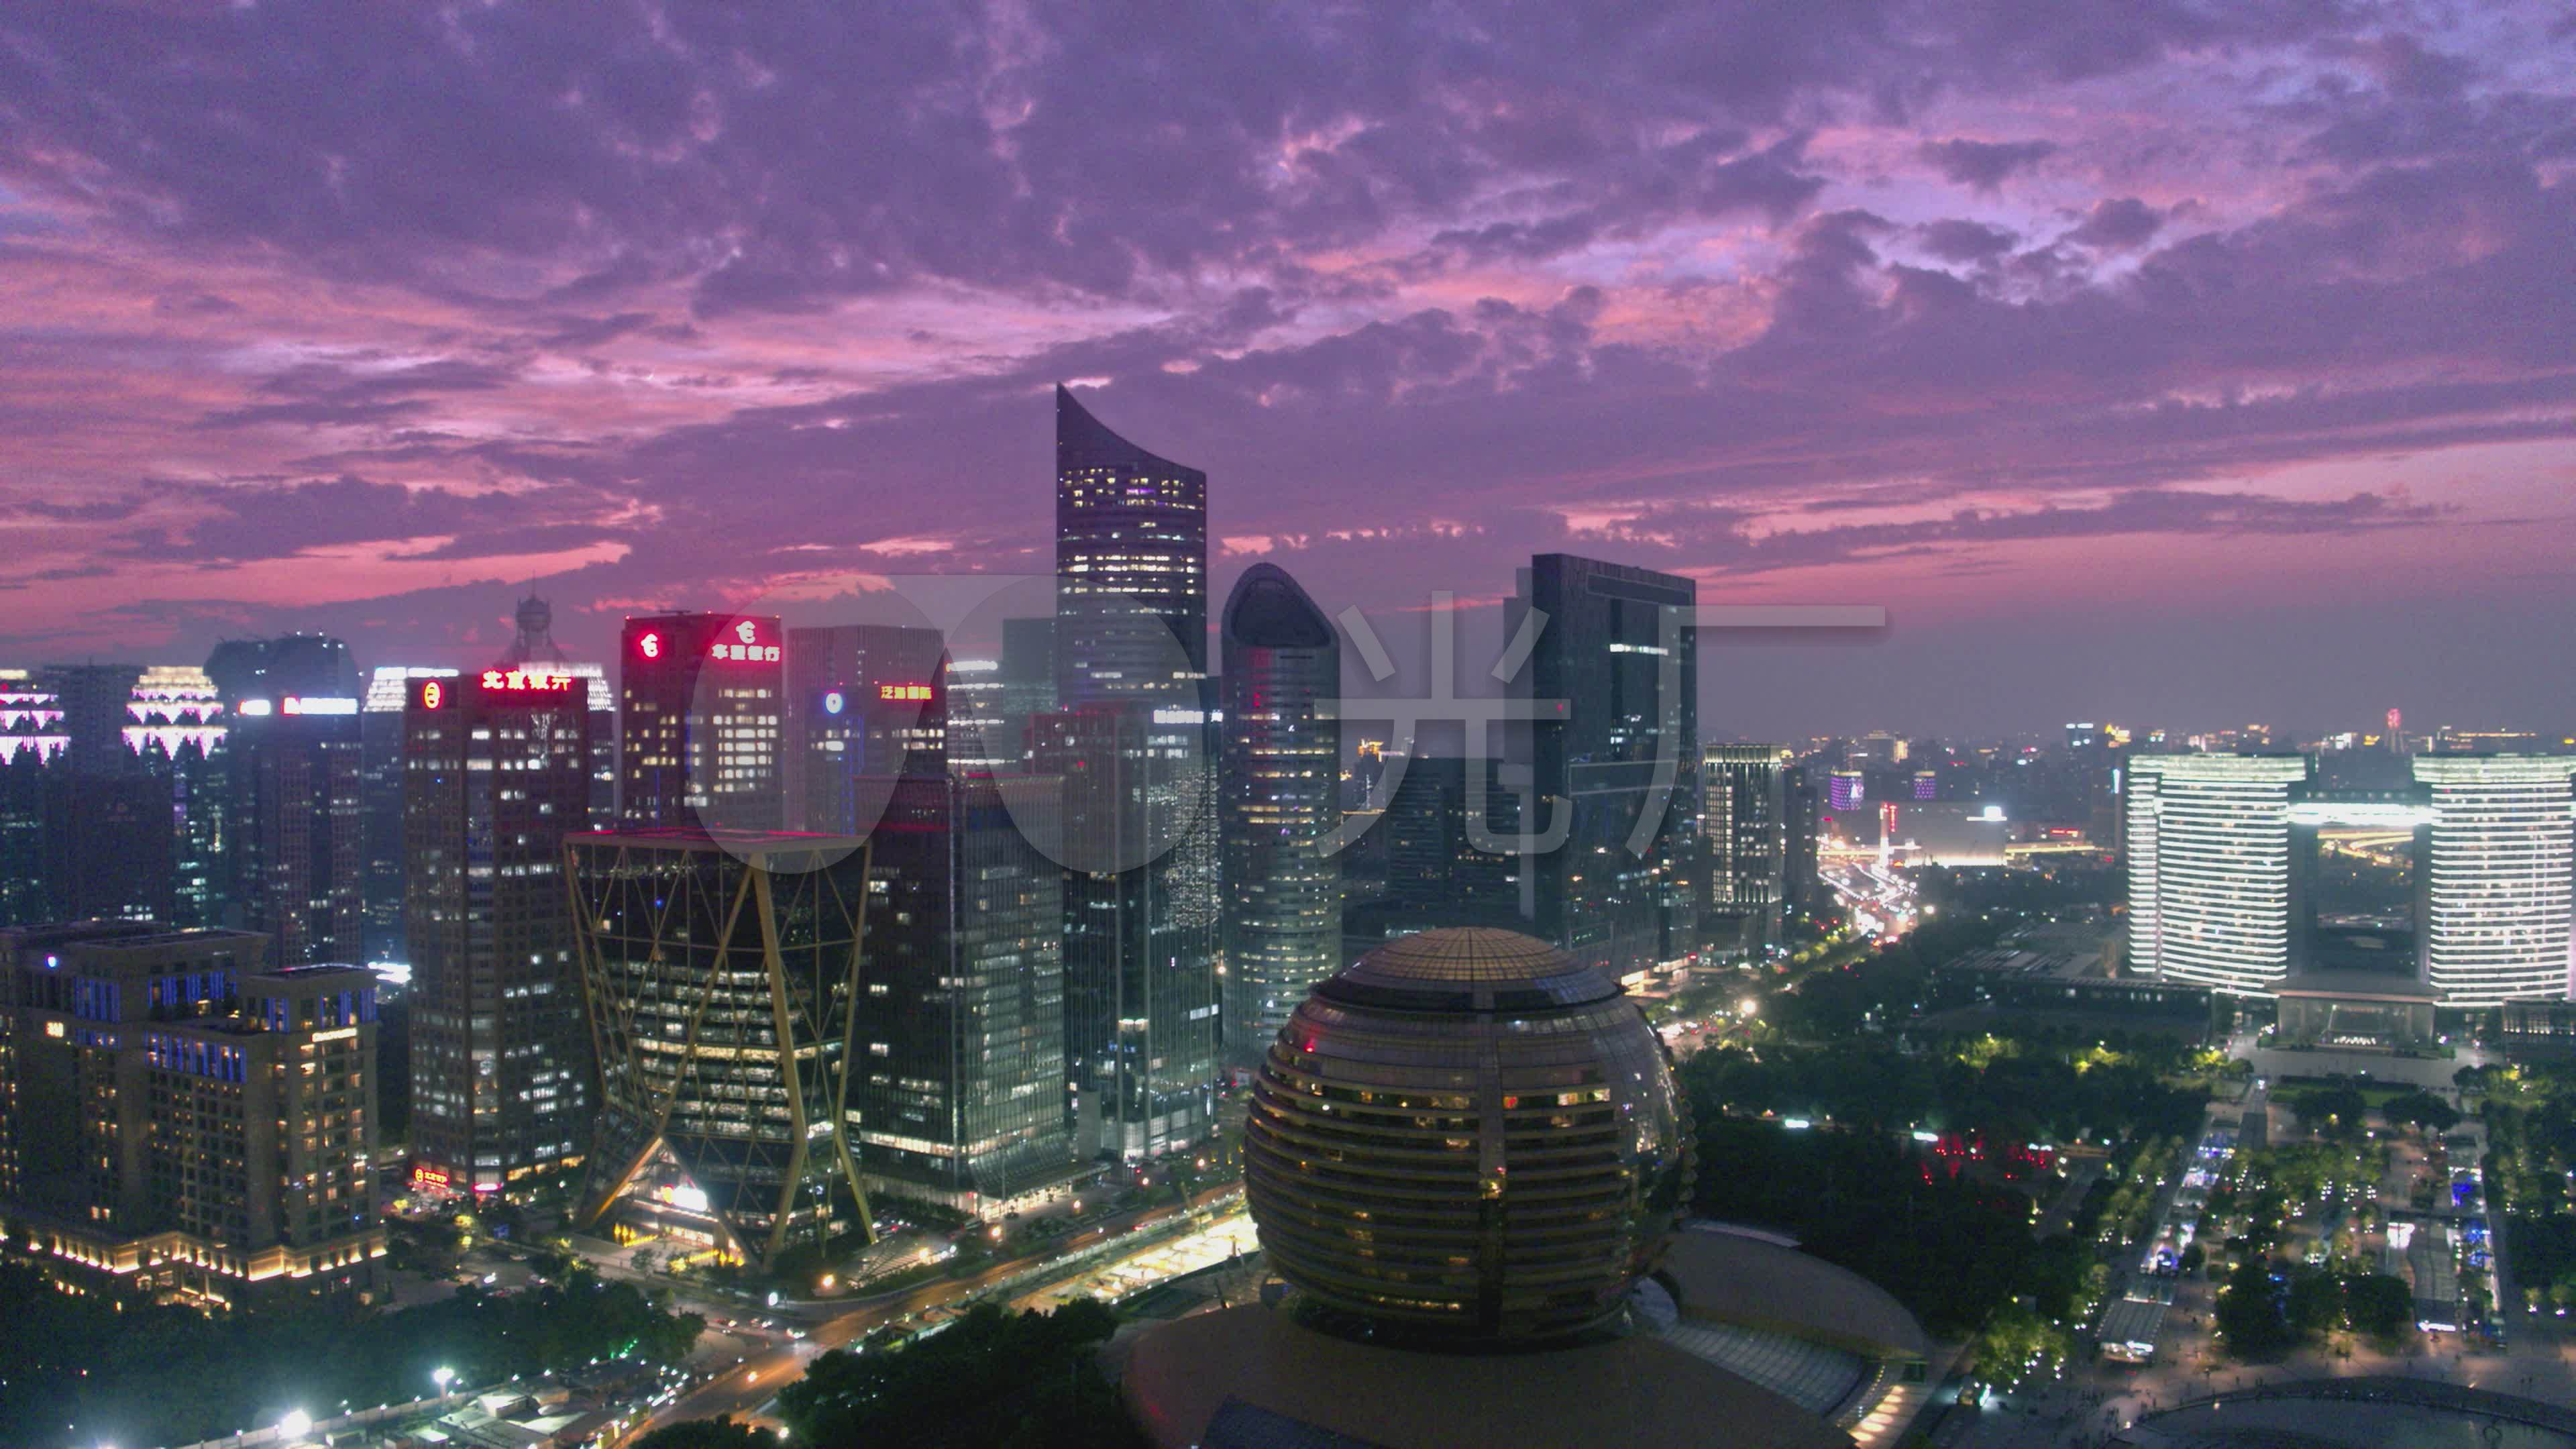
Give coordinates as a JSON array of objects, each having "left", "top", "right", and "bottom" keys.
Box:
[
  {"left": 616, "top": 1183, "right": 1241, "bottom": 1444},
  {"left": 1819, "top": 858, "right": 1920, "bottom": 938}
]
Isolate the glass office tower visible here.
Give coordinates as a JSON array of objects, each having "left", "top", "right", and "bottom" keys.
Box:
[
  {"left": 1704, "top": 744, "right": 1792, "bottom": 961},
  {"left": 1032, "top": 702, "right": 1220, "bottom": 1159},
  {"left": 1510, "top": 554, "right": 1699, "bottom": 983},
  {"left": 854, "top": 773, "right": 1076, "bottom": 1209},
  {"left": 570, "top": 828, "right": 873, "bottom": 1267},
  {"left": 1219, "top": 564, "right": 1342, "bottom": 1069},
  {"left": 1047, "top": 386, "right": 1219, "bottom": 1157},
  {"left": 1053, "top": 384, "right": 1207, "bottom": 706}
]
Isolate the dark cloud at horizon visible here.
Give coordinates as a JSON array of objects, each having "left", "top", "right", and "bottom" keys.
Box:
[{"left": 0, "top": 1, "right": 2571, "bottom": 737}]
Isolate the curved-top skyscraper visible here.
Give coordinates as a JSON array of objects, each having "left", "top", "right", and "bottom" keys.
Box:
[
  {"left": 1053, "top": 383, "right": 1208, "bottom": 705},
  {"left": 1220, "top": 563, "right": 1342, "bottom": 1069},
  {"left": 1046, "top": 384, "right": 1220, "bottom": 1159}
]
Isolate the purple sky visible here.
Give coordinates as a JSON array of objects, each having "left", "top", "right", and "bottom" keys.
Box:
[{"left": 2, "top": 2, "right": 2571, "bottom": 739}]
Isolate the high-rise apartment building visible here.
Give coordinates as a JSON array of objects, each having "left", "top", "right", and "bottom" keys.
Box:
[
  {"left": 617, "top": 612, "right": 784, "bottom": 833},
  {"left": 0, "top": 922, "right": 382, "bottom": 1306},
  {"left": 403, "top": 667, "right": 595, "bottom": 1199},
  {"left": 1704, "top": 744, "right": 1792, "bottom": 961},
  {"left": 2415, "top": 756, "right": 2576, "bottom": 1006},
  {"left": 1218, "top": 564, "right": 1342, "bottom": 1069},
  {"left": 1031, "top": 702, "right": 1220, "bottom": 1159},
  {"left": 1511, "top": 554, "right": 1699, "bottom": 983},
  {"left": 1054, "top": 384, "right": 1208, "bottom": 706},
  {"left": 570, "top": 828, "right": 873, "bottom": 1267},
  {"left": 854, "top": 773, "right": 1077, "bottom": 1210}
]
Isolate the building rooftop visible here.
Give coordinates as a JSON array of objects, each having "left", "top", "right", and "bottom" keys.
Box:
[
  {"left": 1315, "top": 924, "right": 1622, "bottom": 1012},
  {"left": 1122, "top": 1303, "right": 1851, "bottom": 1449},
  {"left": 1658, "top": 1224, "right": 1931, "bottom": 1362}
]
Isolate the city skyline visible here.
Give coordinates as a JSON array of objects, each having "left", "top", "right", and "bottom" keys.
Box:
[{"left": 1, "top": 6, "right": 2572, "bottom": 737}]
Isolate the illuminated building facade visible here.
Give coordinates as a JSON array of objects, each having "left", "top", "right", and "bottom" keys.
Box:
[
  {"left": 854, "top": 773, "right": 1077, "bottom": 1209},
  {"left": 1218, "top": 564, "right": 1342, "bottom": 1070},
  {"left": 1242, "top": 927, "right": 1692, "bottom": 1339},
  {"left": 2132, "top": 752, "right": 2576, "bottom": 1004},
  {"left": 1511, "top": 554, "right": 1699, "bottom": 983},
  {"left": 618, "top": 612, "right": 785, "bottom": 834},
  {"left": 1054, "top": 383, "right": 1208, "bottom": 706},
  {"left": 570, "top": 828, "right": 874, "bottom": 1267},
  {"left": 2416, "top": 755, "right": 2576, "bottom": 1006},
  {"left": 1703, "top": 744, "right": 1791, "bottom": 961},
  {"left": 404, "top": 669, "right": 595, "bottom": 1198},
  {"left": 1827, "top": 768, "right": 1863, "bottom": 813},
  {"left": 2126, "top": 753, "right": 2313, "bottom": 996},
  {"left": 0, "top": 672, "right": 52, "bottom": 926},
  {"left": 1030, "top": 702, "right": 1220, "bottom": 1158},
  {"left": 1049, "top": 386, "right": 1220, "bottom": 1155},
  {"left": 0, "top": 923, "right": 382, "bottom": 1306}
]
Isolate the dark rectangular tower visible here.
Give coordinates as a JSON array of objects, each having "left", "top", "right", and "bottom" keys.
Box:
[{"left": 1510, "top": 555, "right": 1699, "bottom": 983}]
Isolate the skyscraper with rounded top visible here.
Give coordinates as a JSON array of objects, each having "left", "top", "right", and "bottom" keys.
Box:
[{"left": 1220, "top": 563, "right": 1341, "bottom": 1070}]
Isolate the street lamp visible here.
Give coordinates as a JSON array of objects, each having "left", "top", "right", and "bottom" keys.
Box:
[
  {"left": 432, "top": 1366, "right": 456, "bottom": 1395},
  {"left": 278, "top": 1410, "right": 313, "bottom": 1442}
]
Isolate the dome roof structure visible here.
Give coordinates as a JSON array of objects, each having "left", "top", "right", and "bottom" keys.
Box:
[{"left": 1243, "top": 926, "right": 1693, "bottom": 1344}]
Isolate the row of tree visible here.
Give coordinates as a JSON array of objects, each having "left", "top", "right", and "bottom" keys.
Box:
[{"left": 0, "top": 1261, "right": 703, "bottom": 1448}]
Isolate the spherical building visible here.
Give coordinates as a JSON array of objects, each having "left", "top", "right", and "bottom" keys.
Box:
[
  {"left": 1122, "top": 926, "right": 1931, "bottom": 1449},
  {"left": 1242, "top": 926, "right": 1693, "bottom": 1342}
]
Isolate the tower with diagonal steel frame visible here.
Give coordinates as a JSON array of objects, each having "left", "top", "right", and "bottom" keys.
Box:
[{"left": 567, "top": 826, "right": 874, "bottom": 1267}]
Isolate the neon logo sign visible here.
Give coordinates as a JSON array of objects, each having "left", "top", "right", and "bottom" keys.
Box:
[
  {"left": 637, "top": 631, "right": 662, "bottom": 659},
  {"left": 479, "top": 669, "right": 576, "bottom": 693},
  {"left": 421, "top": 681, "right": 443, "bottom": 710},
  {"left": 879, "top": 684, "right": 932, "bottom": 701}
]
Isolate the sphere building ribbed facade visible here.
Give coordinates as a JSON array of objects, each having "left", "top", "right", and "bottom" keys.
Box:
[{"left": 1242, "top": 926, "right": 1692, "bottom": 1342}]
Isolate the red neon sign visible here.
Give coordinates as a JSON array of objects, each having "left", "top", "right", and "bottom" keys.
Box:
[
  {"left": 878, "top": 683, "right": 933, "bottom": 700},
  {"left": 411, "top": 1163, "right": 451, "bottom": 1190},
  {"left": 637, "top": 631, "right": 662, "bottom": 660},
  {"left": 479, "top": 669, "right": 576, "bottom": 693}
]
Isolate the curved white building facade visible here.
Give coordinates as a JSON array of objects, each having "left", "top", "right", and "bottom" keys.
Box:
[
  {"left": 2127, "top": 755, "right": 2313, "bottom": 996},
  {"left": 2416, "top": 756, "right": 2576, "bottom": 1006}
]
